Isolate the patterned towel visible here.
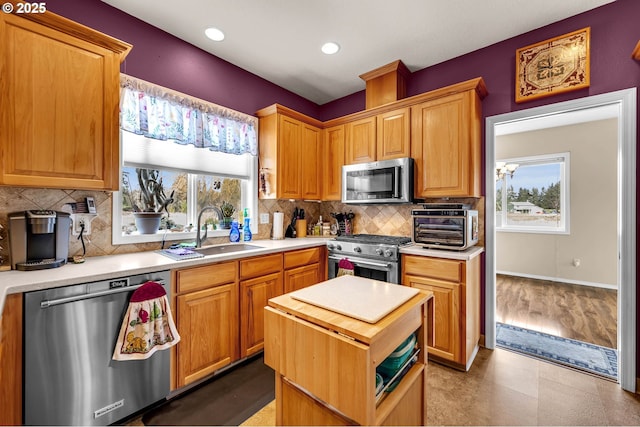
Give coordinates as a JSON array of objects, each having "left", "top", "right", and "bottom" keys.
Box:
[
  {"left": 112, "top": 281, "right": 180, "bottom": 361},
  {"left": 337, "top": 258, "right": 355, "bottom": 277}
]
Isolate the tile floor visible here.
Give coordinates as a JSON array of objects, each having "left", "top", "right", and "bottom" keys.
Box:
[{"left": 427, "top": 347, "right": 640, "bottom": 426}]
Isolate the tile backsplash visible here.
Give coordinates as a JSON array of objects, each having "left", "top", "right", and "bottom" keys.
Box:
[{"left": 0, "top": 186, "right": 483, "bottom": 267}]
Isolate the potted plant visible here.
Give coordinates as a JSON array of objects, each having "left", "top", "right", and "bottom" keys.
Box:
[
  {"left": 131, "top": 168, "right": 174, "bottom": 234},
  {"left": 220, "top": 201, "right": 235, "bottom": 229}
]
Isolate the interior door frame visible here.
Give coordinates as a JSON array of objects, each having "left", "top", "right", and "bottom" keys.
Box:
[{"left": 484, "top": 88, "right": 637, "bottom": 392}]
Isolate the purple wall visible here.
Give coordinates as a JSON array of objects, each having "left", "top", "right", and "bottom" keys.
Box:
[
  {"left": 322, "top": 0, "right": 640, "bottom": 120},
  {"left": 46, "top": 0, "right": 321, "bottom": 119},
  {"left": 46, "top": 0, "right": 640, "bottom": 372}
]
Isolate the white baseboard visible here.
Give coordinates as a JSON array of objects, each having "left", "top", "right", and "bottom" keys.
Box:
[{"left": 496, "top": 270, "right": 617, "bottom": 290}]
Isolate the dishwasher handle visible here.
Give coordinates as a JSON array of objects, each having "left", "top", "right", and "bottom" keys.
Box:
[{"left": 40, "top": 280, "right": 167, "bottom": 309}]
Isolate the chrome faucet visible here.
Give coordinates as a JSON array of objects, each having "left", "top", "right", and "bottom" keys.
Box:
[{"left": 196, "top": 206, "right": 223, "bottom": 248}]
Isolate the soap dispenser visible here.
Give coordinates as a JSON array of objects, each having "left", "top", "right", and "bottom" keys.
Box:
[
  {"left": 242, "top": 208, "right": 251, "bottom": 242},
  {"left": 229, "top": 220, "right": 240, "bottom": 242}
]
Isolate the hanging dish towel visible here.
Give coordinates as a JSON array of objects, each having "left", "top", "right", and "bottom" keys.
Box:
[
  {"left": 112, "top": 281, "right": 180, "bottom": 361},
  {"left": 337, "top": 258, "right": 355, "bottom": 277}
]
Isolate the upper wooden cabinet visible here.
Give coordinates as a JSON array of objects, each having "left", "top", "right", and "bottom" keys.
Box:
[
  {"left": 0, "top": 8, "right": 131, "bottom": 190},
  {"left": 257, "top": 104, "right": 323, "bottom": 200},
  {"left": 259, "top": 77, "right": 486, "bottom": 200},
  {"left": 345, "top": 116, "right": 376, "bottom": 164},
  {"left": 376, "top": 107, "right": 411, "bottom": 160},
  {"left": 322, "top": 125, "right": 345, "bottom": 201},
  {"left": 411, "top": 79, "right": 486, "bottom": 198},
  {"left": 344, "top": 107, "right": 410, "bottom": 165}
]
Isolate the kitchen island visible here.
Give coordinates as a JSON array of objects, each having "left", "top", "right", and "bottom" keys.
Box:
[{"left": 264, "top": 275, "right": 433, "bottom": 426}]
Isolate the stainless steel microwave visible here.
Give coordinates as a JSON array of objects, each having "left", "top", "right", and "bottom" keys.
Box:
[
  {"left": 412, "top": 207, "right": 478, "bottom": 250},
  {"left": 342, "top": 157, "right": 414, "bottom": 204}
]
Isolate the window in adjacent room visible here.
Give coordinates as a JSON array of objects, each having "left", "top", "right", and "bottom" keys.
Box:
[{"left": 495, "top": 152, "right": 570, "bottom": 234}]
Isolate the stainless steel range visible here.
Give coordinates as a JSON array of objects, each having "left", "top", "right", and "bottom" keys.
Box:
[{"left": 327, "top": 234, "right": 412, "bottom": 284}]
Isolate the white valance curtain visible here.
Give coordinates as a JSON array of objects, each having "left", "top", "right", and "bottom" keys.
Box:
[{"left": 119, "top": 74, "right": 257, "bottom": 156}]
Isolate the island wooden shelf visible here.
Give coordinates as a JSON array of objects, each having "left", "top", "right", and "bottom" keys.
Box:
[{"left": 264, "top": 276, "right": 433, "bottom": 426}]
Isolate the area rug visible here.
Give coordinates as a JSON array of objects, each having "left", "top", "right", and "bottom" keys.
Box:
[{"left": 496, "top": 322, "right": 618, "bottom": 380}]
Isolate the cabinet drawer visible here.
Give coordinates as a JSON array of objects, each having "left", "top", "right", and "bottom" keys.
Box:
[
  {"left": 240, "top": 253, "right": 283, "bottom": 280},
  {"left": 176, "top": 261, "right": 238, "bottom": 294},
  {"left": 284, "top": 247, "right": 321, "bottom": 270},
  {"left": 402, "top": 255, "right": 462, "bottom": 283}
]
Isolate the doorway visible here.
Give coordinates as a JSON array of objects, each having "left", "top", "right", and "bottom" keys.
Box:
[{"left": 484, "top": 89, "right": 637, "bottom": 391}]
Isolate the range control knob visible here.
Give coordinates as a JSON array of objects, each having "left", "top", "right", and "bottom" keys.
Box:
[
  {"left": 384, "top": 249, "right": 393, "bottom": 257},
  {"left": 353, "top": 246, "right": 362, "bottom": 253},
  {"left": 375, "top": 248, "right": 383, "bottom": 255},
  {"left": 327, "top": 243, "right": 335, "bottom": 250}
]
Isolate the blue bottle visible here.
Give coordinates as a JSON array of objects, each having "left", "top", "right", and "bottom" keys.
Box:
[
  {"left": 243, "top": 217, "right": 252, "bottom": 241},
  {"left": 229, "top": 220, "right": 240, "bottom": 242}
]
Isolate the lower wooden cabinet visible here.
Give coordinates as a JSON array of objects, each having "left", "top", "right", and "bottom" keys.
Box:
[
  {"left": 172, "top": 246, "right": 327, "bottom": 388},
  {"left": 402, "top": 254, "right": 480, "bottom": 370},
  {"left": 283, "top": 247, "right": 325, "bottom": 293},
  {"left": 0, "top": 293, "right": 22, "bottom": 426},
  {"left": 174, "top": 261, "right": 239, "bottom": 388},
  {"left": 239, "top": 253, "right": 283, "bottom": 358}
]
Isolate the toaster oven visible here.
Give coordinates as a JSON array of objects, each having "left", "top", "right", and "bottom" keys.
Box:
[{"left": 411, "top": 205, "right": 478, "bottom": 251}]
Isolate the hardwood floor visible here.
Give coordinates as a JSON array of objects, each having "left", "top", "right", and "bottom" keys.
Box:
[
  {"left": 496, "top": 274, "right": 617, "bottom": 348},
  {"left": 427, "top": 347, "right": 640, "bottom": 426}
]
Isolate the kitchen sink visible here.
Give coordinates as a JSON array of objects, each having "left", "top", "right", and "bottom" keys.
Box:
[{"left": 194, "top": 243, "right": 263, "bottom": 256}]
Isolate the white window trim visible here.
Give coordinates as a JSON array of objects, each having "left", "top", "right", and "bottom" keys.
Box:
[
  {"left": 113, "top": 131, "right": 258, "bottom": 246},
  {"left": 496, "top": 152, "right": 570, "bottom": 235}
]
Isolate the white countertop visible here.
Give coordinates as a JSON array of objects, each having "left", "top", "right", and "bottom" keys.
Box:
[
  {"left": 0, "top": 237, "right": 330, "bottom": 315},
  {"left": 400, "top": 244, "right": 484, "bottom": 261},
  {"left": 0, "top": 238, "right": 484, "bottom": 315}
]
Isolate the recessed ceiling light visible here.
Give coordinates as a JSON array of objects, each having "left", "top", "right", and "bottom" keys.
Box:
[
  {"left": 205, "top": 27, "right": 225, "bottom": 42},
  {"left": 321, "top": 42, "right": 340, "bottom": 55}
]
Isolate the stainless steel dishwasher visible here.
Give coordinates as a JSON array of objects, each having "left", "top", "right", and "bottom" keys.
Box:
[{"left": 24, "top": 270, "right": 171, "bottom": 426}]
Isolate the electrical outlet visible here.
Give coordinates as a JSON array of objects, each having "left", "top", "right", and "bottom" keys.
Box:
[
  {"left": 71, "top": 213, "right": 97, "bottom": 236},
  {"left": 259, "top": 213, "right": 270, "bottom": 224}
]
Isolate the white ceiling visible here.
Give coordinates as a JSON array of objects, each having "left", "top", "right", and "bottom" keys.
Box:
[{"left": 102, "top": 0, "right": 615, "bottom": 105}]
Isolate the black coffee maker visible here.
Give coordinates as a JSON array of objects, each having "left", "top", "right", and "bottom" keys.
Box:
[{"left": 8, "top": 210, "right": 71, "bottom": 271}]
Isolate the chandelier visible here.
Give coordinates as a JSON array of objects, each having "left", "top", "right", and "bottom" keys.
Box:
[{"left": 496, "top": 161, "right": 519, "bottom": 180}]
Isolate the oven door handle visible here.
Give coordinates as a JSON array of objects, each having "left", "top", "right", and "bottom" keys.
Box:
[{"left": 328, "top": 254, "right": 393, "bottom": 271}]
